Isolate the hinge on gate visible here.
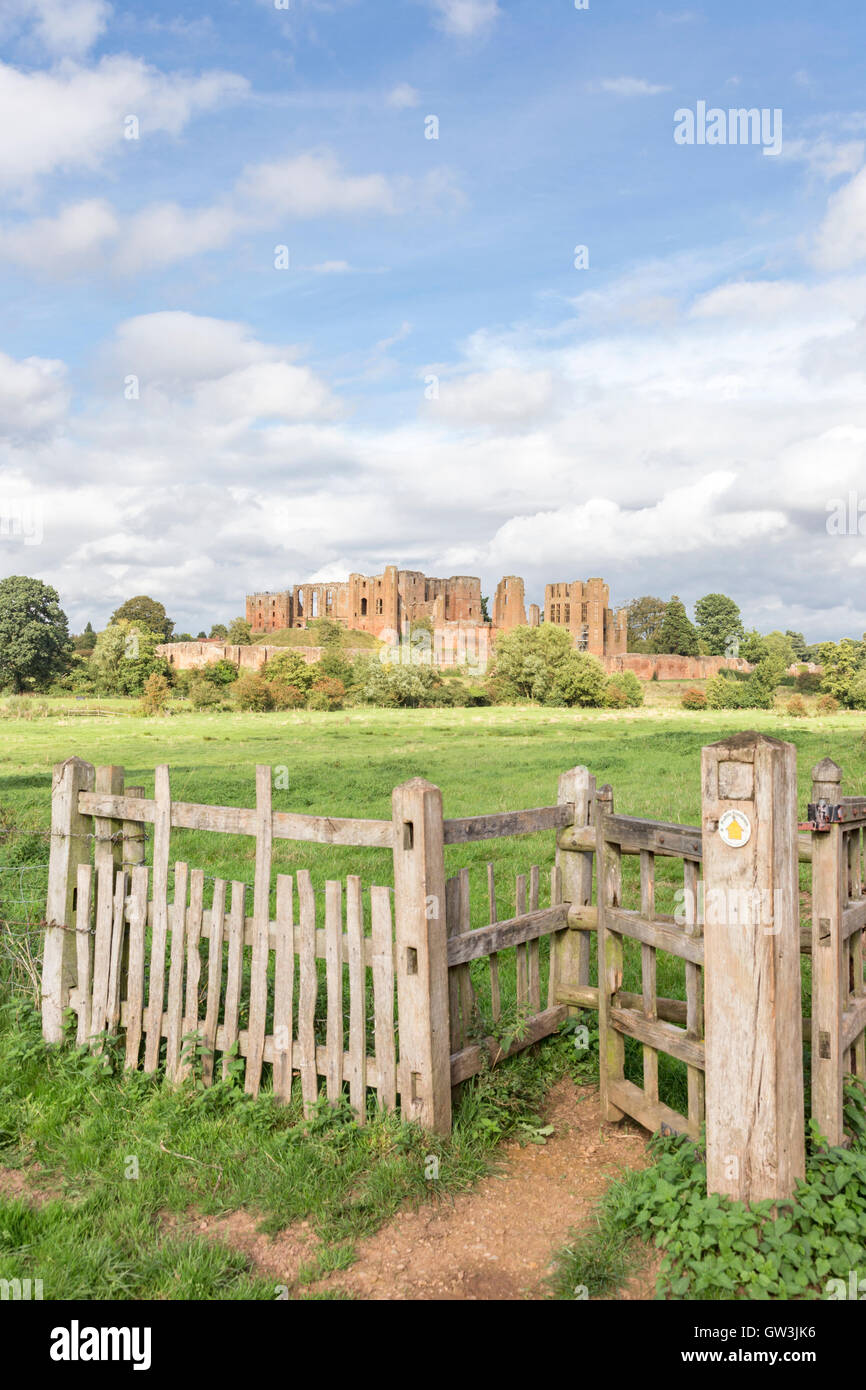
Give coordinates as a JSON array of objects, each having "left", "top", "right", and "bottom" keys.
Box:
[{"left": 801, "top": 801, "right": 842, "bottom": 831}]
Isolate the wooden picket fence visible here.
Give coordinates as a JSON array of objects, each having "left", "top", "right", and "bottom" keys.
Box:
[{"left": 39, "top": 735, "right": 866, "bottom": 1200}]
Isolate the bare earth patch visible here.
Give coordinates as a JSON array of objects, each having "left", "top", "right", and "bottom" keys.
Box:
[{"left": 309, "top": 1078, "right": 659, "bottom": 1301}]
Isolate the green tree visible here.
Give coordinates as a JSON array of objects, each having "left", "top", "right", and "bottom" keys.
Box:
[
  {"left": 0, "top": 576, "right": 72, "bottom": 692},
  {"left": 262, "top": 651, "right": 315, "bottom": 691},
  {"left": 491, "top": 625, "right": 574, "bottom": 701},
  {"left": 91, "top": 621, "right": 167, "bottom": 695},
  {"left": 740, "top": 629, "right": 768, "bottom": 664},
  {"left": 786, "top": 630, "right": 808, "bottom": 660},
  {"left": 652, "top": 596, "right": 699, "bottom": 656},
  {"left": 227, "top": 617, "right": 253, "bottom": 645},
  {"left": 550, "top": 652, "right": 608, "bottom": 707},
  {"left": 481, "top": 594, "right": 490, "bottom": 622},
  {"left": 209, "top": 623, "right": 228, "bottom": 639},
  {"left": 818, "top": 639, "right": 866, "bottom": 705},
  {"left": 694, "top": 593, "right": 744, "bottom": 656},
  {"left": 762, "top": 631, "right": 797, "bottom": 672},
  {"left": 111, "top": 595, "right": 174, "bottom": 641},
  {"left": 73, "top": 621, "right": 97, "bottom": 654},
  {"left": 625, "top": 596, "right": 668, "bottom": 652},
  {"left": 306, "top": 616, "right": 343, "bottom": 646}
]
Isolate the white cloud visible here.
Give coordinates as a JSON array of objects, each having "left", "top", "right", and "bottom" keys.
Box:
[
  {"left": 0, "top": 197, "right": 118, "bottom": 273},
  {"left": 238, "top": 151, "right": 397, "bottom": 218},
  {"left": 429, "top": 368, "right": 555, "bottom": 428},
  {"left": 312, "top": 260, "right": 353, "bottom": 273},
  {"left": 5, "top": 0, "right": 111, "bottom": 57},
  {"left": 428, "top": 0, "right": 500, "bottom": 38},
  {"left": 387, "top": 82, "right": 420, "bottom": 108},
  {"left": 783, "top": 136, "right": 865, "bottom": 181},
  {"left": 0, "top": 350, "right": 69, "bottom": 439},
  {"left": 0, "top": 56, "right": 248, "bottom": 197},
  {"left": 813, "top": 165, "right": 866, "bottom": 269},
  {"left": 107, "top": 311, "right": 292, "bottom": 385},
  {"left": 598, "top": 77, "right": 671, "bottom": 97}
]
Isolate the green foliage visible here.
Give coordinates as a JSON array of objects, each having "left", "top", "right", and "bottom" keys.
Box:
[
  {"left": 308, "top": 678, "right": 346, "bottom": 711},
  {"left": 681, "top": 686, "right": 707, "bottom": 710},
  {"left": 818, "top": 639, "right": 866, "bottom": 707},
  {"left": 610, "top": 1081, "right": 866, "bottom": 1299},
  {"left": 0, "top": 576, "right": 72, "bottom": 693},
  {"left": 550, "top": 652, "right": 608, "bottom": 708},
  {"left": 209, "top": 623, "right": 228, "bottom": 639},
  {"left": 226, "top": 617, "right": 253, "bottom": 645},
  {"left": 268, "top": 680, "right": 307, "bottom": 710},
  {"left": 91, "top": 621, "right": 167, "bottom": 696},
  {"left": 197, "top": 659, "right": 238, "bottom": 687},
  {"left": 491, "top": 625, "right": 574, "bottom": 702},
  {"left": 110, "top": 595, "right": 173, "bottom": 642},
  {"left": 816, "top": 693, "right": 839, "bottom": 715},
  {"left": 232, "top": 672, "right": 274, "bottom": 711},
  {"left": 188, "top": 678, "right": 224, "bottom": 710},
  {"left": 740, "top": 629, "right": 768, "bottom": 663},
  {"left": 795, "top": 668, "right": 822, "bottom": 695},
  {"left": 694, "top": 593, "right": 744, "bottom": 656},
  {"left": 361, "top": 662, "right": 451, "bottom": 708},
  {"left": 140, "top": 672, "right": 171, "bottom": 715},
  {"left": 762, "top": 630, "right": 797, "bottom": 671},
  {"left": 306, "top": 617, "right": 344, "bottom": 647},
  {"left": 604, "top": 671, "right": 644, "bottom": 709},
  {"left": 706, "top": 658, "right": 779, "bottom": 710},
  {"left": 625, "top": 596, "right": 668, "bottom": 653},
  {"left": 72, "top": 622, "right": 97, "bottom": 654},
  {"left": 652, "top": 596, "right": 699, "bottom": 656},
  {"left": 263, "top": 651, "right": 316, "bottom": 691},
  {"left": 785, "top": 693, "right": 809, "bottom": 718}
]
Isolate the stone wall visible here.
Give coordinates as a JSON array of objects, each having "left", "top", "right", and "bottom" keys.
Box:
[
  {"left": 602, "top": 654, "right": 752, "bottom": 680},
  {"left": 157, "top": 642, "right": 372, "bottom": 672}
]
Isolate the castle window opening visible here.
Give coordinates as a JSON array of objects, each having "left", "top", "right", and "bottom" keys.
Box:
[{"left": 361, "top": 597, "right": 368, "bottom": 616}]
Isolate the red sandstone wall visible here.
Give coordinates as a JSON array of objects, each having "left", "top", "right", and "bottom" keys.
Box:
[
  {"left": 602, "top": 654, "right": 752, "bottom": 680},
  {"left": 157, "top": 642, "right": 372, "bottom": 672}
]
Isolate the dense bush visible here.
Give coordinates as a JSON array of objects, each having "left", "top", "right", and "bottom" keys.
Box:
[
  {"left": 140, "top": 672, "right": 171, "bottom": 715},
  {"left": 795, "top": 668, "right": 822, "bottom": 694},
  {"left": 232, "top": 672, "right": 274, "bottom": 711},
  {"left": 308, "top": 677, "right": 346, "bottom": 711},
  {"left": 268, "top": 680, "right": 307, "bottom": 710},
  {"left": 490, "top": 625, "right": 574, "bottom": 702},
  {"left": 785, "top": 694, "right": 809, "bottom": 718},
  {"left": 816, "top": 693, "right": 840, "bottom": 715},
  {"left": 91, "top": 621, "right": 170, "bottom": 696},
  {"left": 188, "top": 678, "right": 223, "bottom": 710},
  {"left": 603, "top": 671, "right": 643, "bottom": 708},
  {"left": 550, "top": 652, "right": 608, "bottom": 707},
  {"left": 681, "top": 686, "right": 707, "bottom": 710},
  {"left": 706, "top": 658, "right": 779, "bottom": 710},
  {"left": 362, "top": 662, "right": 452, "bottom": 708},
  {"left": 198, "top": 659, "right": 239, "bottom": 686},
  {"left": 263, "top": 651, "right": 315, "bottom": 692}
]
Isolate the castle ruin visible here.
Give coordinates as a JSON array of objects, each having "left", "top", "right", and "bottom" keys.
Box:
[{"left": 246, "top": 567, "right": 626, "bottom": 658}]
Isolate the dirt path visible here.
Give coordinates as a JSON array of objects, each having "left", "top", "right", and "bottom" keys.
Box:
[{"left": 311, "top": 1078, "right": 658, "bottom": 1300}]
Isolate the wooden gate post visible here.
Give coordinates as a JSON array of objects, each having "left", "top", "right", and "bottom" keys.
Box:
[
  {"left": 701, "top": 732, "right": 805, "bottom": 1202},
  {"left": 809, "top": 757, "right": 847, "bottom": 1146},
  {"left": 392, "top": 778, "right": 451, "bottom": 1135},
  {"left": 555, "top": 766, "right": 596, "bottom": 1008},
  {"left": 42, "top": 757, "right": 95, "bottom": 1042}
]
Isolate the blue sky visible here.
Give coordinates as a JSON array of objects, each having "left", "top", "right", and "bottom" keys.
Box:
[{"left": 2, "top": 0, "right": 866, "bottom": 637}]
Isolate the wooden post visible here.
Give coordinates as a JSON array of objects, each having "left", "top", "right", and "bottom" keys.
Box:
[
  {"left": 810, "top": 757, "right": 847, "bottom": 1146},
  {"left": 93, "top": 766, "right": 124, "bottom": 881},
  {"left": 555, "top": 766, "right": 596, "bottom": 1007},
  {"left": 702, "top": 732, "right": 805, "bottom": 1202},
  {"left": 121, "top": 787, "right": 145, "bottom": 874},
  {"left": 595, "top": 785, "right": 625, "bottom": 1122},
  {"left": 42, "top": 757, "right": 95, "bottom": 1042},
  {"left": 392, "top": 778, "right": 451, "bottom": 1134}
]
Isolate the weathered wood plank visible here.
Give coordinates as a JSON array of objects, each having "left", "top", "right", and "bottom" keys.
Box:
[
  {"left": 78, "top": 792, "right": 393, "bottom": 848},
  {"left": 181, "top": 868, "right": 204, "bottom": 1080},
  {"left": 201, "top": 878, "right": 226, "bottom": 1087},
  {"left": 371, "top": 885, "right": 397, "bottom": 1113},
  {"left": 245, "top": 765, "right": 273, "bottom": 1098},
  {"left": 487, "top": 862, "right": 501, "bottom": 1021},
  {"left": 44, "top": 758, "right": 95, "bottom": 1042},
  {"left": 346, "top": 875, "right": 366, "bottom": 1121},
  {"left": 596, "top": 786, "right": 625, "bottom": 1122},
  {"left": 528, "top": 865, "right": 541, "bottom": 1011},
  {"left": 74, "top": 865, "right": 93, "bottom": 1046},
  {"left": 445, "top": 876, "right": 463, "bottom": 1053},
  {"left": 683, "top": 857, "right": 705, "bottom": 1130},
  {"left": 90, "top": 863, "right": 114, "bottom": 1039},
  {"left": 221, "top": 881, "right": 245, "bottom": 1081},
  {"left": 324, "top": 881, "right": 344, "bottom": 1104},
  {"left": 143, "top": 766, "right": 172, "bottom": 1073},
  {"left": 609, "top": 1078, "right": 695, "bottom": 1140},
  {"left": 515, "top": 872, "right": 528, "bottom": 1007},
  {"left": 450, "top": 1006, "right": 567, "bottom": 1084},
  {"left": 555, "top": 983, "right": 688, "bottom": 1025},
  {"left": 443, "top": 804, "right": 573, "bottom": 844},
  {"left": 603, "top": 907, "right": 705, "bottom": 965},
  {"left": 164, "top": 862, "right": 188, "bottom": 1081},
  {"left": 124, "top": 865, "right": 148, "bottom": 1070},
  {"left": 640, "top": 850, "right": 658, "bottom": 1105},
  {"left": 447, "top": 905, "right": 570, "bottom": 965},
  {"left": 105, "top": 869, "right": 128, "bottom": 1034},
  {"left": 609, "top": 1006, "right": 705, "bottom": 1070},
  {"left": 273, "top": 874, "right": 295, "bottom": 1104},
  {"left": 297, "top": 869, "right": 319, "bottom": 1115},
  {"left": 555, "top": 767, "right": 595, "bottom": 1008},
  {"left": 810, "top": 760, "right": 847, "bottom": 1147},
  {"left": 547, "top": 865, "right": 563, "bottom": 1010}
]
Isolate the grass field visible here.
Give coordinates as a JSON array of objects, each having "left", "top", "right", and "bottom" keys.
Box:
[{"left": 1, "top": 696, "right": 865, "bottom": 1299}]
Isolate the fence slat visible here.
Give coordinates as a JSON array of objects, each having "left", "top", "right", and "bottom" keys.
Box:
[
  {"left": 165, "top": 862, "right": 189, "bottom": 1081},
  {"left": 640, "top": 850, "right": 658, "bottom": 1105},
  {"left": 181, "top": 868, "right": 204, "bottom": 1080},
  {"left": 273, "top": 874, "right": 295, "bottom": 1103},
  {"left": 371, "top": 885, "right": 396, "bottom": 1112},
  {"left": 683, "top": 857, "right": 705, "bottom": 1129},
  {"left": 297, "top": 869, "right": 319, "bottom": 1114},
  {"left": 445, "top": 876, "right": 462, "bottom": 1052},
  {"left": 202, "top": 878, "right": 226, "bottom": 1087},
  {"left": 528, "top": 864, "right": 541, "bottom": 1012},
  {"left": 547, "top": 865, "right": 562, "bottom": 1009},
  {"left": 105, "top": 869, "right": 128, "bottom": 1033},
  {"left": 596, "top": 786, "right": 625, "bottom": 1123},
  {"left": 515, "top": 873, "right": 528, "bottom": 1007},
  {"left": 74, "top": 865, "right": 93, "bottom": 1046},
  {"left": 124, "top": 866, "right": 148, "bottom": 1070},
  {"left": 346, "top": 875, "right": 366, "bottom": 1121},
  {"left": 222, "top": 881, "right": 246, "bottom": 1081},
  {"left": 487, "top": 862, "right": 501, "bottom": 1021},
  {"left": 245, "top": 765, "right": 273, "bottom": 1098},
  {"left": 43, "top": 758, "right": 95, "bottom": 1042},
  {"left": 144, "top": 765, "right": 172, "bottom": 1073},
  {"left": 457, "top": 868, "right": 477, "bottom": 1034},
  {"left": 325, "top": 880, "right": 344, "bottom": 1103},
  {"left": 90, "top": 863, "right": 114, "bottom": 1039}
]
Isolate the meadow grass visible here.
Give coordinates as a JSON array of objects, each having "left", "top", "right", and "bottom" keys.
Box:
[{"left": 1, "top": 698, "right": 865, "bottom": 1297}]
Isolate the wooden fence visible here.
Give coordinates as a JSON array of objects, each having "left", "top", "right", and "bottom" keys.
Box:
[{"left": 39, "top": 734, "right": 866, "bottom": 1200}]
